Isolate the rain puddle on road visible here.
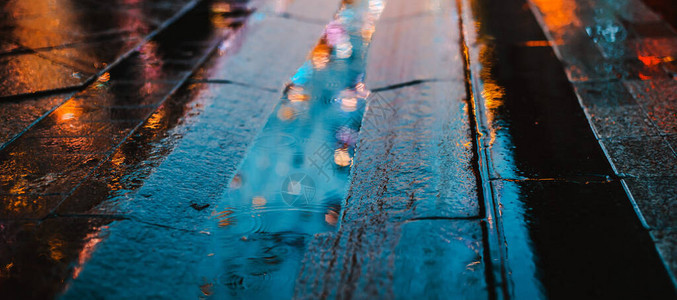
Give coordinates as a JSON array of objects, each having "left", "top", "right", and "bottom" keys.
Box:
[{"left": 198, "top": 0, "right": 384, "bottom": 297}]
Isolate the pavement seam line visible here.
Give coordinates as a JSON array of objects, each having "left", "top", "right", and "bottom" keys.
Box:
[
  {"left": 456, "top": 0, "right": 507, "bottom": 298},
  {"left": 190, "top": 78, "right": 278, "bottom": 93},
  {"left": 274, "top": 12, "right": 329, "bottom": 25},
  {"left": 370, "top": 78, "right": 450, "bottom": 92},
  {"left": 0, "top": 91, "right": 77, "bottom": 152}
]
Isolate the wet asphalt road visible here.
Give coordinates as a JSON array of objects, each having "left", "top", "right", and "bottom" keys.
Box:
[{"left": 0, "top": 0, "right": 676, "bottom": 299}]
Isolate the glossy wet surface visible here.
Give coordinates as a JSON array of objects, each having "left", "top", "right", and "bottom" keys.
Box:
[
  {"left": 464, "top": 0, "right": 676, "bottom": 297},
  {"left": 197, "top": 1, "right": 379, "bottom": 297},
  {"left": 525, "top": 0, "right": 677, "bottom": 288},
  {"left": 1, "top": 0, "right": 676, "bottom": 298},
  {"left": 0, "top": 0, "right": 198, "bottom": 99}
]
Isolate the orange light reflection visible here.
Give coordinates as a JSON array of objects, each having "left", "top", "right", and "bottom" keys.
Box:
[{"left": 530, "top": 0, "right": 581, "bottom": 33}]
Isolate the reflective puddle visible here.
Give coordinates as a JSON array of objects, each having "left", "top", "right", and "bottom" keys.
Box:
[{"left": 198, "top": 0, "right": 383, "bottom": 297}]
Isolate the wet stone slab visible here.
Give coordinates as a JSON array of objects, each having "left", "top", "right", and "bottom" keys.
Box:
[
  {"left": 471, "top": 0, "right": 677, "bottom": 296},
  {"left": 54, "top": 84, "right": 215, "bottom": 215},
  {"left": 529, "top": 0, "right": 672, "bottom": 82},
  {"left": 198, "top": 1, "right": 386, "bottom": 296},
  {"left": 292, "top": 0, "right": 487, "bottom": 296},
  {"left": 663, "top": 59, "right": 677, "bottom": 79},
  {"left": 57, "top": 82, "right": 278, "bottom": 222},
  {"left": 0, "top": 54, "right": 89, "bottom": 98},
  {"left": 624, "top": 79, "right": 677, "bottom": 134},
  {"left": 150, "top": 3, "right": 226, "bottom": 61},
  {"left": 602, "top": 136, "right": 677, "bottom": 177},
  {"left": 392, "top": 220, "right": 487, "bottom": 298},
  {"left": 573, "top": 81, "right": 659, "bottom": 138},
  {"left": 22, "top": 119, "right": 139, "bottom": 141},
  {"left": 106, "top": 0, "right": 196, "bottom": 26},
  {"left": 491, "top": 179, "right": 676, "bottom": 298},
  {"left": 196, "top": 16, "right": 327, "bottom": 91},
  {"left": 7, "top": 79, "right": 167, "bottom": 152},
  {"left": 49, "top": 0, "right": 266, "bottom": 217},
  {"left": 652, "top": 229, "right": 677, "bottom": 280},
  {"left": 360, "top": 0, "right": 476, "bottom": 219},
  {"left": 345, "top": 82, "right": 478, "bottom": 221},
  {"left": 0, "top": 9, "right": 156, "bottom": 49},
  {"left": 101, "top": 0, "right": 193, "bottom": 11},
  {"left": 366, "top": 0, "right": 462, "bottom": 88},
  {"left": 554, "top": 31, "right": 618, "bottom": 82},
  {"left": 377, "top": 0, "right": 436, "bottom": 21},
  {"left": 562, "top": 51, "right": 667, "bottom": 82},
  {"left": 106, "top": 52, "right": 195, "bottom": 84},
  {"left": 0, "top": 150, "right": 102, "bottom": 195},
  {"left": 38, "top": 38, "right": 142, "bottom": 76},
  {"left": 9, "top": 136, "right": 119, "bottom": 155},
  {"left": 0, "top": 0, "right": 199, "bottom": 98},
  {"left": 61, "top": 219, "right": 211, "bottom": 299},
  {"left": 39, "top": 99, "right": 157, "bottom": 126},
  {"left": 295, "top": 220, "right": 488, "bottom": 299},
  {"left": 0, "top": 0, "right": 244, "bottom": 296},
  {"left": 98, "top": 85, "right": 275, "bottom": 224},
  {"left": 48, "top": 100, "right": 156, "bottom": 124},
  {"left": 0, "top": 93, "right": 71, "bottom": 147},
  {"left": 0, "top": 217, "right": 113, "bottom": 299},
  {"left": 1, "top": 0, "right": 191, "bottom": 42},
  {"left": 625, "top": 20, "right": 677, "bottom": 38},
  {"left": 268, "top": 0, "right": 341, "bottom": 23},
  {"left": 0, "top": 194, "right": 63, "bottom": 219},
  {"left": 72, "top": 81, "right": 178, "bottom": 107},
  {"left": 624, "top": 176, "right": 677, "bottom": 230},
  {"left": 588, "top": 106, "right": 658, "bottom": 138},
  {"left": 58, "top": 82, "right": 280, "bottom": 298},
  {"left": 295, "top": 41, "right": 482, "bottom": 300},
  {"left": 629, "top": 37, "right": 677, "bottom": 58},
  {"left": 616, "top": 0, "right": 663, "bottom": 22},
  {"left": 153, "top": 40, "right": 220, "bottom": 65},
  {"left": 573, "top": 81, "right": 640, "bottom": 109}
]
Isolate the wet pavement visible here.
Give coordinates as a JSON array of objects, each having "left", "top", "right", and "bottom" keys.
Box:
[
  {"left": 461, "top": 0, "right": 676, "bottom": 297},
  {"left": 526, "top": 0, "right": 677, "bottom": 288},
  {"left": 0, "top": 0, "right": 200, "bottom": 99},
  {"left": 0, "top": 0, "right": 676, "bottom": 299}
]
